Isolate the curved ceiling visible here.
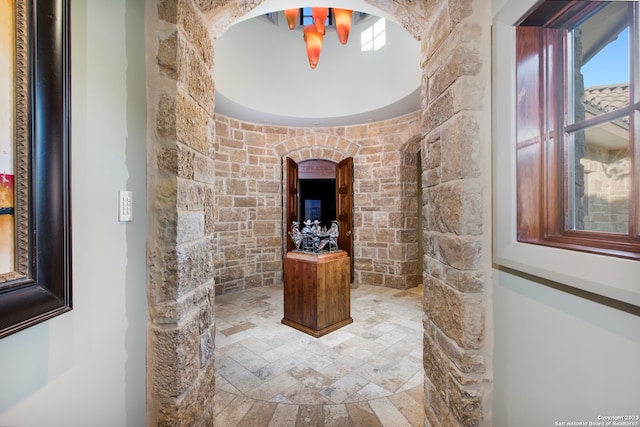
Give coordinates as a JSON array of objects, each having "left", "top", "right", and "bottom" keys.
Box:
[{"left": 213, "top": 4, "right": 421, "bottom": 127}]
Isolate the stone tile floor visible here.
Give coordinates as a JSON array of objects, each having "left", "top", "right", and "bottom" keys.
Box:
[{"left": 214, "top": 284, "right": 424, "bottom": 426}]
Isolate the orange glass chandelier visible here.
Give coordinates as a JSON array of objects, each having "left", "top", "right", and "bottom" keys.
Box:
[
  {"left": 292, "top": 7, "right": 353, "bottom": 69},
  {"left": 303, "top": 24, "right": 323, "bottom": 69},
  {"left": 333, "top": 9, "right": 353, "bottom": 45},
  {"left": 312, "top": 7, "right": 329, "bottom": 35},
  {"left": 284, "top": 8, "right": 298, "bottom": 30}
]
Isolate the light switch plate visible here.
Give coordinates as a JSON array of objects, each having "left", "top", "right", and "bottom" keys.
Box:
[{"left": 118, "top": 190, "right": 133, "bottom": 222}]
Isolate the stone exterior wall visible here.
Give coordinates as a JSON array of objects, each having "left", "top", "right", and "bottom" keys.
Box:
[
  {"left": 146, "top": 0, "right": 494, "bottom": 425},
  {"left": 582, "top": 145, "right": 630, "bottom": 233},
  {"left": 213, "top": 113, "right": 422, "bottom": 294}
]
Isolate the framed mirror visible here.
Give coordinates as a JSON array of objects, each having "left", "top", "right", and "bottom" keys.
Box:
[{"left": 0, "top": 0, "right": 71, "bottom": 339}]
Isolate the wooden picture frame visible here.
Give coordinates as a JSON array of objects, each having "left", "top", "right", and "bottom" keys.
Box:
[{"left": 0, "top": 0, "right": 71, "bottom": 339}]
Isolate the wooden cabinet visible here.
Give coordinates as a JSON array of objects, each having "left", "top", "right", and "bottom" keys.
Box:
[{"left": 282, "top": 251, "right": 352, "bottom": 338}]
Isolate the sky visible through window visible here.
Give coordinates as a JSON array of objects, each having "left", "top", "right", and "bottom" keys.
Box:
[{"left": 582, "top": 27, "right": 629, "bottom": 87}]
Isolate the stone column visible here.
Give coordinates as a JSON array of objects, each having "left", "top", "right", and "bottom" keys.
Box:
[
  {"left": 147, "top": 0, "right": 217, "bottom": 424},
  {"left": 420, "top": 0, "right": 492, "bottom": 425}
]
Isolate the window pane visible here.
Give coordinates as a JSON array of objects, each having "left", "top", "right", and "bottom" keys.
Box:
[
  {"left": 569, "top": 117, "right": 630, "bottom": 233},
  {"left": 570, "top": 2, "right": 629, "bottom": 124}
]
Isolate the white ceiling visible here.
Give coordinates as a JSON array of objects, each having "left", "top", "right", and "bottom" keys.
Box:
[{"left": 213, "top": 6, "right": 421, "bottom": 127}]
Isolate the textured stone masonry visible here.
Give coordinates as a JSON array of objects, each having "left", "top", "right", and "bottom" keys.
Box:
[
  {"left": 212, "top": 113, "right": 423, "bottom": 294},
  {"left": 146, "top": 0, "right": 493, "bottom": 425}
]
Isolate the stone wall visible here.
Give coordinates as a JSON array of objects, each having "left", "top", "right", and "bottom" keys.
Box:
[
  {"left": 146, "top": 0, "right": 494, "bottom": 425},
  {"left": 213, "top": 113, "right": 423, "bottom": 294},
  {"left": 582, "top": 144, "right": 630, "bottom": 233}
]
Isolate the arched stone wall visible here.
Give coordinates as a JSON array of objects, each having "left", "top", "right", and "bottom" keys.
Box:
[
  {"left": 146, "top": 0, "right": 492, "bottom": 425},
  {"left": 212, "top": 113, "right": 422, "bottom": 294},
  {"left": 278, "top": 136, "right": 357, "bottom": 162}
]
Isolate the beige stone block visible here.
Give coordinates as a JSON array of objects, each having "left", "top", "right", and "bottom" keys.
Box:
[
  {"left": 150, "top": 317, "right": 200, "bottom": 397},
  {"left": 375, "top": 228, "right": 396, "bottom": 244},
  {"left": 157, "top": 94, "right": 177, "bottom": 138},
  {"left": 176, "top": 211, "right": 205, "bottom": 243},
  {"left": 242, "top": 164, "right": 264, "bottom": 179},
  {"left": 176, "top": 178, "right": 206, "bottom": 211},
  {"left": 345, "top": 125, "right": 368, "bottom": 139},
  {"left": 422, "top": 2, "right": 451, "bottom": 61},
  {"left": 449, "top": 0, "right": 474, "bottom": 27},
  {"left": 158, "top": 0, "right": 177, "bottom": 24},
  {"left": 156, "top": 176, "right": 178, "bottom": 208},
  {"left": 193, "top": 0, "right": 216, "bottom": 12},
  {"left": 354, "top": 258, "right": 373, "bottom": 272},
  {"left": 176, "top": 93, "right": 209, "bottom": 154},
  {"left": 233, "top": 196, "right": 256, "bottom": 208},
  {"left": 155, "top": 358, "right": 216, "bottom": 426},
  {"left": 422, "top": 336, "right": 451, "bottom": 412},
  {"left": 373, "top": 259, "right": 391, "bottom": 273},
  {"left": 154, "top": 206, "right": 178, "bottom": 249},
  {"left": 423, "top": 376, "right": 458, "bottom": 427},
  {"left": 440, "top": 113, "right": 481, "bottom": 181},
  {"left": 177, "top": 0, "right": 212, "bottom": 68},
  {"left": 176, "top": 237, "right": 215, "bottom": 296},
  {"left": 157, "top": 147, "right": 178, "bottom": 174},
  {"left": 177, "top": 144, "right": 195, "bottom": 179},
  {"left": 185, "top": 49, "right": 214, "bottom": 115},
  {"left": 218, "top": 207, "right": 248, "bottom": 223},
  {"left": 426, "top": 181, "right": 483, "bottom": 236},
  {"left": 434, "top": 233, "right": 482, "bottom": 271},
  {"left": 157, "top": 31, "right": 178, "bottom": 80},
  {"left": 245, "top": 131, "right": 266, "bottom": 146},
  {"left": 422, "top": 169, "right": 440, "bottom": 188},
  {"left": 389, "top": 212, "right": 404, "bottom": 229},
  {"left": 424, "top": 275, "right": 484, "bottom": 349},
  {"left": 444, "top": 266, "right": 484, "bottom": 293},
  {"left": 385, "top": 274, "right": 407, "bottom": 289},
  {"left": 224, "top": 245, "right": 246, "bottom": 261},
  {"left": 361, "top": 271, "right": 384, "bottom": 286},
  {"left": 448, "top": 378, "right": 483, "bottom": 426},
  {"left": 253, "top": 221, "right": 276, "bottom": 236},
  {"left": 219, "top": 136, "right": 244, "bottom": 150},
  {"left": 219, "top": 265, "right": 245, "bottom": 283},
  {"left": 256, "top": 207, "right": 280, "bottom": 220},
  {"left": 429, "top": 43, "right": 481, "bottom": 101},
  {"left": 257, "top": 181, "right": 279, "bottom": 194},
  {"left": 256, "top": 236, "right": 281, "bottom": 249},
  {"left": 200, "top": 323, "right": 215, "bottom": 368},
  {"left": 152, "top": 281, "right": 212, "bottom": 324},
  {"left": 193, "top": 154, "right": 215, "bottom": 184},
  {"left": 261, "top": 260, "right": 282, "bottom": 273},
  {"left": 225, "top": 178, "right": 247, "bottom": 195},
  {"left": 432, "top": 321, "right": 485, "bottom": 376}
]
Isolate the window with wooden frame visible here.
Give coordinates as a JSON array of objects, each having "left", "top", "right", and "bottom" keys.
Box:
[{"left": 516, "top": 1, "right": 640, "bottom": 260}]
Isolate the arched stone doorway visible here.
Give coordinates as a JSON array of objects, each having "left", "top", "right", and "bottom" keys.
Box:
[{"left": 146, "top": 0, "right": 492, "bottom": 425}]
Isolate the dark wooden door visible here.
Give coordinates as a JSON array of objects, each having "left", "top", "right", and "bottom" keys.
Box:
[
  {"left": 286, "top": 157, "right": 299, "bottom": 252},
  {"left": 336, "top": 157, "right": 353, "bottom": 281}
]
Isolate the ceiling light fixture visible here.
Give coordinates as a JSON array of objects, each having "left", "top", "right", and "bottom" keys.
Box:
[{"left": 287, "top": 7, "right": 353, "bottom": 69}]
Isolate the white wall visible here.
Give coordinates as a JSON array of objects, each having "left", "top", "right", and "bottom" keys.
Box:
[
  {"left": 493, "top": 269, "right": 640, "bottom": 425},
  {"left": 491, "top": 0, "right": 640, "bottom": 425},
  {"left": 0, "top": 0, "right": 147, "bottom": 425},
  {"left": 213, "top": 9, "right": 421, "bottom": 126}
]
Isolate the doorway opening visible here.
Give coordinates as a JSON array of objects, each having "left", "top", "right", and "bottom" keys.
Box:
[
  {"left": 299, "top": 160, "right": 337, "bottom": 228},
  {"left": 285, "top": 157, "right": 354, "bottom": 282}
]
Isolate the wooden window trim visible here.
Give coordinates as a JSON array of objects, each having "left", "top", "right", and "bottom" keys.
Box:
[{"left": 516, "top": 1, "right": 640, "bottom": 261}]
